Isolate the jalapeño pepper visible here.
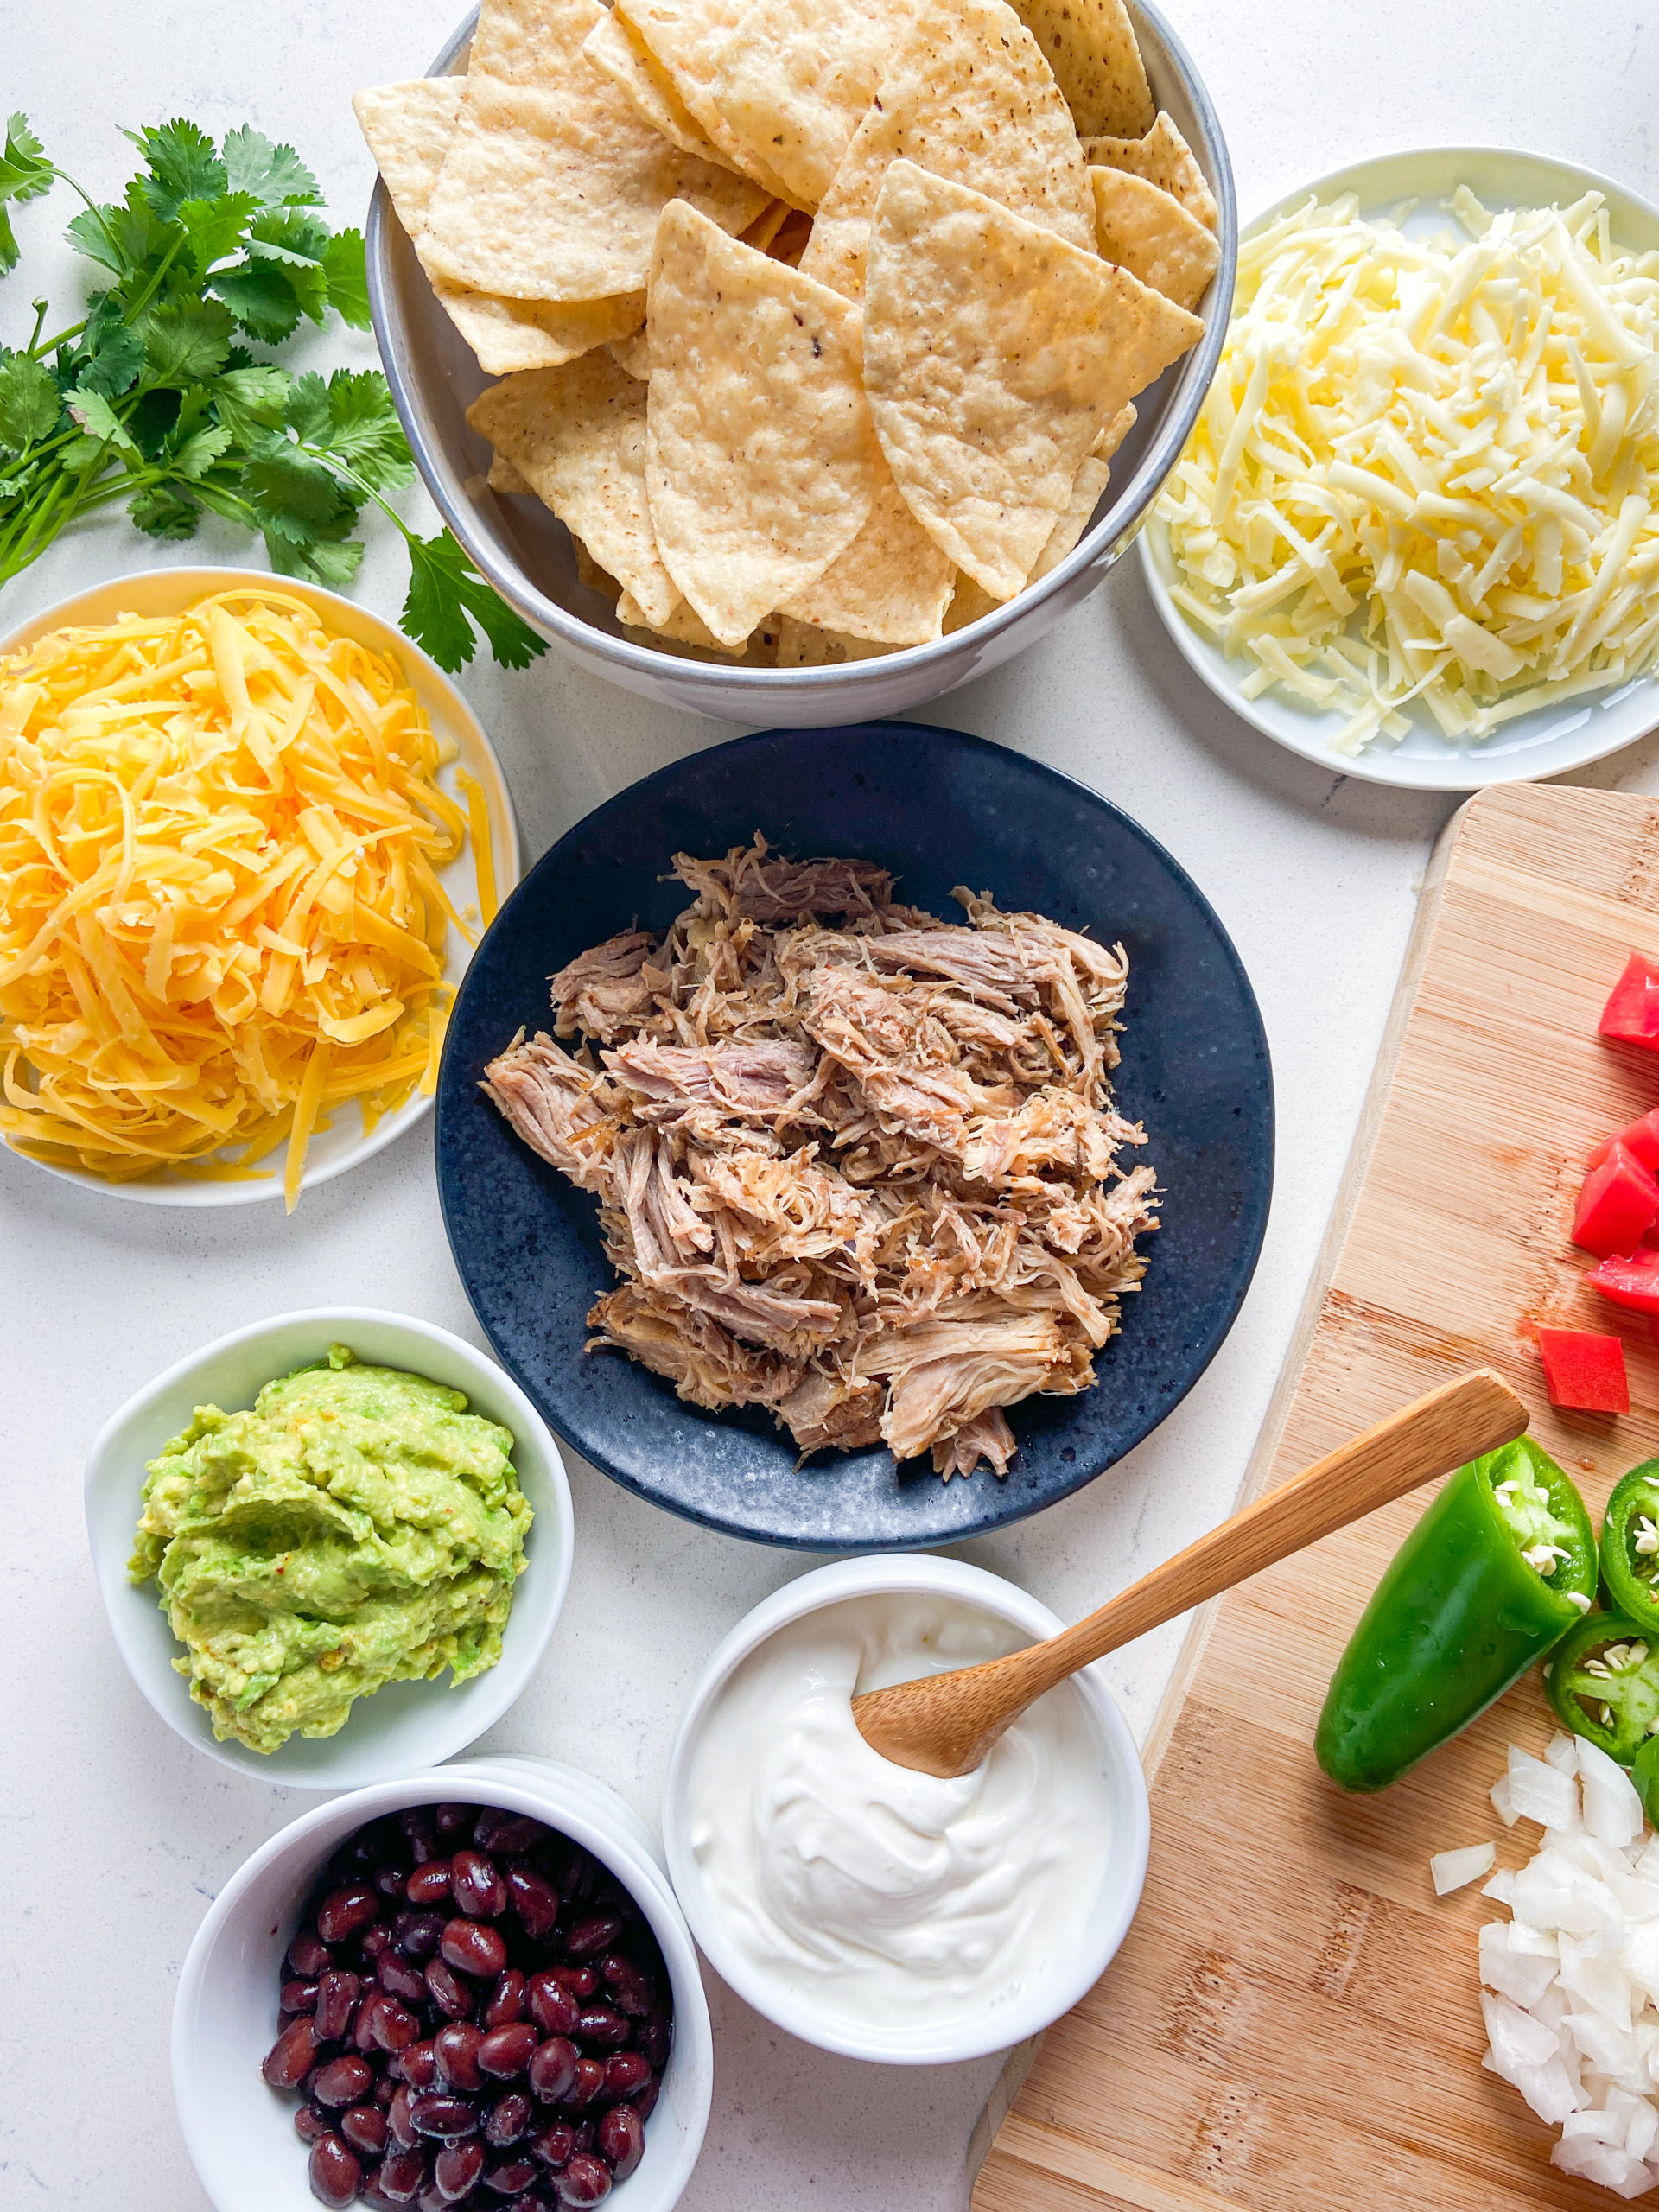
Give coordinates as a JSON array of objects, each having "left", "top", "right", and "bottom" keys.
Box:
[
  {"left": 1316, "top": 1437, "right": 1597, "bottom": 1792},
  {"left": 1599, "top": 1460, "right": 1659, "bottom": 1631},
  {"left": 1545, "top": 1608, "right": 1659, "bottom": 1762}
]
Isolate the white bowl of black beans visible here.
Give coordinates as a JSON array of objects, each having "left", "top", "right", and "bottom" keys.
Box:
[{"left": 173, "top": 1757, "right": 712, "bottom": 2212}]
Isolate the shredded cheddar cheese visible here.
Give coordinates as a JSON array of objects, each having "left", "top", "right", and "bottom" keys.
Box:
[
  {"left": 0, "top": 588, "right": 481, "bottom": 1205},
  {"left": 1157, "top": 188, "right": 1659, "bottom": 753}
]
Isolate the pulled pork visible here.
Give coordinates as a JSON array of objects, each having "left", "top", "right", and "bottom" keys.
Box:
[{"left": 483, "top": 837, "right": 1158, "bottom": 1478}]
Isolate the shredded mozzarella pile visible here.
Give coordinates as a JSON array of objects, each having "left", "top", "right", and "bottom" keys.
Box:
[
  {"left": 1479, "top": 1736, "right": 1659, "bottom": 2196},
  {"left": 0, "top": 590, "right": 479, "bottom": 1205},
  {"left": 1158, "top": 188, "right": 1659, "bottom": 754}
]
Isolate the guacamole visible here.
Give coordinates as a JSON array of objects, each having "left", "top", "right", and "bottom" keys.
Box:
[{"left": 128, "top": 1344, "right": 531, "bottom": 1754}]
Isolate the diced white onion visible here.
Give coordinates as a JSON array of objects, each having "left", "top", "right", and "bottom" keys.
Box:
[
  {"left": 1433, "top": 1842, "right": 1497, "bottom": 1895},
  {"left": 1480, "top": 1743, "right": 1659, "bottom": 2196}
]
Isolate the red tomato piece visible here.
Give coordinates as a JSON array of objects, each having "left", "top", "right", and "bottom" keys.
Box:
[
  {"left": 1588, "top": 1248, "right": 1659, "bottom": 1314},
  {"left": 1537, "top": 1327, "right": 1630, "bottom": 1414},
  {"left": 1588, "top": 1109, "right": 1659, "bottom": 1175},
  {"left": 1600, "top": 954, "right": 1659, "bottom": 1050},
  {"left": 1573, "top": 1141, "right": 1659, "bottom": 1257}
]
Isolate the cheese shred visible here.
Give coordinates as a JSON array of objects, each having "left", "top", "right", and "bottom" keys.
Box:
[
  {"left": 0, "top": 589, "right": 477, "bottom": 1204},
  {"left": 1158, "top": 188, "right": 1659, "bottom": 753}
]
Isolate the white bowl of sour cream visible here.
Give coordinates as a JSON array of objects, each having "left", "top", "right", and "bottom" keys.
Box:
[{"left": 663, "top": 1556, "right": 1150, "bottom": 2064}]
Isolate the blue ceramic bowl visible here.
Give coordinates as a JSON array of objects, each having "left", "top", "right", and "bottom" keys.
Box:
[{"left": 435, "top": 723, "right": 1272, "bottom": 1548}]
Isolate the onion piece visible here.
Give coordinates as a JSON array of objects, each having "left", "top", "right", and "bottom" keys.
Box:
[{"left": 1433, "top": 1842, "right": 1497, "bottom": 1895}]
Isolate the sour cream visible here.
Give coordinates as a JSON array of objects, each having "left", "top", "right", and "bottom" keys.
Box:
[{"left": 682, "top": 1592, "right": 1115, "bottom": 2035}]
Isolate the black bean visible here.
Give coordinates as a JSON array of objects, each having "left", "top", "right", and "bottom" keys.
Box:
[
  {"left": 264, "top": 2018, "right": 317, "bottom": 2091},
  {"left": 483, "top": 1970, "right": 525, "bottom": 2029},
  {"left": 442, "top": 1919, "right": 507, "bottom": 1978},
  {"left": 318, "top": 1885, "right": 380, "bottom": 1944},
  {"left": 434, "top": 2023, "right": 485, "bottom": 2093},
  {"left": 452, "top": 1851, "right": 506, "bottom": 1921},
  {"left": 398, "top": 1911, "right": 448, "bottom": 1962},
  {"left": 484, "top": 2092, "right": 533, "bottom": 2148},
  {"left": 474, "top": 1812, "right": 543, "bottom": 1856},
  {"left": 289, "top": 1929, "right": 334, "bottom": 1979},
  {"left": 434, "top": 1804, "right": 474, "bottom": 1840},
  {"left": 308, "top": 2133, "right": 363, "bottom": 2209},
  {"left": 478, "top": 2024, "right": 538, "bottom": 2080},
  {"left": 597, "top": 1956, "right": 654, "bottom": 2018},
  {"left": 375, "top": 2145, "right": 428, "bottom": 2204},
  {"left": 485, "top": 2157, "right": 540, "bottom": 2196},
  {"left": 406, "top": 1861, "right": 454, "bottom": 1909},
  {"left": 313, "top": 2056, "right": 374, "bottom": 2110},
  {"left": 378, "top": 1950, "right": 429, "bottom": 2007},
  {"left": 424, "top": 1959, "right": 474, "bottom": 2022},
  {"left": 406, "top": 2092, "right": 481, "bottom": 2141},
  {"left": 527, "top": 2037, "right": 577, "bottom": 2105},
  {"left": 575, "top": 2005, "right": 627, "bottom": 2049},
  {"left": 599, "top": 2052, "right": 650, "bottom": 2103},
  {"left": 563, "top": 1915, "right": 622, "bottom": 1961},
  {"left": 315, "top": 1970, "right": 361, "bottom": 2044},
  {"left": 296, "top": 2104, "right": 334, "bottom": 2145},
  {"left": 399, "top": 2041, "right": 438, "bottom": 2091},
  {"left": 524, "top": 1974, "right": 578, "bottom": 2039},
  {"left": 505, "top": 1869, "right": 559, "bottom": 1941},
  {"left": 342, "top": 2104, "right": 391, "bottom": 2157},
  {"left": 553, "top": 2152, "right": 612, "bottom": 2207},
  {"left": 433, "top": 2141, "right": 486, "bottom": 2202},
  {"left": 596, "top": 2105, "right": 643, "bottom": 2183},
  {"left": 388, "top": 2085, "right": 418, "bottom": 2152},
  {"left": 528, "top": 2122, "right": 575, "bottom": 2171},
  {"left": 400, "top": 1810, "right": 440, "bottom": 1866}
]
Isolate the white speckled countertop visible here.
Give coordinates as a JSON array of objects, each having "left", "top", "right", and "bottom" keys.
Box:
[{"left": 4, "top": 5, "right": 1659, "bottom": 2204}]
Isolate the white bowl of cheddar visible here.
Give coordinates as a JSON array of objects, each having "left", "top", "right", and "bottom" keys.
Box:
[{"left": 0, "top": 567, "right": 518, "bottom": 1205}]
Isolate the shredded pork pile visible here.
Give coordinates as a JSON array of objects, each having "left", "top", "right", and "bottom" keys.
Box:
[{"left": 483, "top": 839, "right": 1159, "bottom": 1478}]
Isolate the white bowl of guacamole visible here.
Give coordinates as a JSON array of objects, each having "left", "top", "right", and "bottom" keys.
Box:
[{"left": 86, "top": 1311, "right": 574, "bottom": 1789}]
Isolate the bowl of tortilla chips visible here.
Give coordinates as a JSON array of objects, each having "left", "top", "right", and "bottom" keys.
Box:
[{"left": 363, "top": 0, "right": 1233, "bottom": 721}]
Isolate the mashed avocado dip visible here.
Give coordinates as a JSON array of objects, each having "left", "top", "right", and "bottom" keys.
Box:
[{"left": 128, "top": 1344, "right": 531, "bottom": 1754}]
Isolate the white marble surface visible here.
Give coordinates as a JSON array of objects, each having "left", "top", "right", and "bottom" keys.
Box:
[{"left": 4, "top": 5, "right": 1659, "bottom": 2206}]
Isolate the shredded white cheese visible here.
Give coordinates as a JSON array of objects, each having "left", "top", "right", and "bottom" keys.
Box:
[{"left": 1158, "top": 187, "right": 1659, "bottom": 754}]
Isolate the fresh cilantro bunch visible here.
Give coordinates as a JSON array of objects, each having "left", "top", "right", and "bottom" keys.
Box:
[{"left": 0, "top": 113, "right": 544, "bottom": 671}]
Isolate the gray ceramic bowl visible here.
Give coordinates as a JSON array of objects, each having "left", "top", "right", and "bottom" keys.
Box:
[{"left": 367, "top": 3, "right": 1236, "bottom": 723}]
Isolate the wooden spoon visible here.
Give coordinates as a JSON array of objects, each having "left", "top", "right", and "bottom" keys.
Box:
[{"left": 852, "top": 1368, "right": 1529, "bottom": 1778}]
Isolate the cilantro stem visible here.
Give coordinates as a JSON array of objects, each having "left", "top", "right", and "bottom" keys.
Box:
[{"left": 26, "top": 298, "right": 47, "bottom": 352}]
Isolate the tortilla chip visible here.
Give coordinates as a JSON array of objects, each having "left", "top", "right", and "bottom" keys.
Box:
[
  {"left": 645, "top": 200, "right": 882, "bottom": 647},
  {"left": 798, "top": 0, "right": 1093, "bottom": 301},
  {"left": 613, "top": 0, "right": 803, "bottom": 201},
  {"left": 775, "top": 615, "right": 895, "bottom": 664},
  {"left": 487, "top": 454, "right": 533, "bottom": 493},
  {"left": 1007, "top": 0, "right": 1151, "bottom": 138},
  {"left": 705, "top": 0, "right": 919, "bottom": 210},
  {"left": 581, "top": 8, "right": 735, "bottom": 168},
  {"left": 1090, "top": 167, "right": 1218, "bottom": 310},
  {"left": 1084, "top": 111, "right": 1218, "bottom": 233},
  {"left": 572, "top": 536, "right": 623, "bottom": 599},
  {"left": 467, "top": 356, "right": 680, "bottom": 626},
  {"left": 741, "top": 200, "right": 792, "bottom": 254},
  {"left": 863, "top": 162, "right": 1200, "bottom": 598},
  {"left": 354, "top": 79, "right": 645, "bottom": 372},
  {"left": 420, "top": 0, "right": 767, "bottom": 301},
  {"left": 614, "top": 587, "right": 747, "bottom": 652},
  {"left": 777, "top": 461, "right": 954, "bottom": 642},
  {"left": 944, "top": 416, "right": 1126, "bottom": 628},
  {"left": 608, "top": 327, "right": 652, "bottom": 380}
]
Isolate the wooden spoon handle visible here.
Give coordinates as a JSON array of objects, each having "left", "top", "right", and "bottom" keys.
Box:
[{"left": 1020, "top": 1365, "right": 1529, "bottom": 1703}]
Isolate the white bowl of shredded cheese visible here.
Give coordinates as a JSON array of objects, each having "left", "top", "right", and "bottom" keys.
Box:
[
  {"left": 1141, "top": 146, "right": 1659, "bottom": 788},
  {"left": 0, "top": 567, "right": 518, "bottom": 1203}
]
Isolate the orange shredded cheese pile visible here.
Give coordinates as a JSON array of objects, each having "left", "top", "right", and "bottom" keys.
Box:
[{"left": 0, "top": 588, "right": 476, "bottom": 1206}]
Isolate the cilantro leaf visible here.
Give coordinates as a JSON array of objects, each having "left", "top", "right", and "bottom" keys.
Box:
[
  {"left": 176, "top": 191, "right": 257, "bottom": 276},
  {"left": 130, "top": 482, "right": 200, "bottom": 539},
  {"left": 67, "top": 178, "right": 170, "bottom": 283},
  {"left": 0, "top": 352, "right": 60, "bottom": 450},
  {"left": 128, "top": 119, "right": 225, "bottom": 222},
  {"left": 321, "top": 230, "right": 371, "bottom": 330},
  {"left": 66, "top": 386, "right": 140, "bottom": 459},
  {"left": 221, "top": 126, "right": 321, "bottom": 211},
  {"left": 266, "top": 518, "right": 365, "bottom": 591},
  {"left": 240, "top": 435, "right": 354, "bottom": 542},
  {"left": 78, "top": 291, "right": 144, "bottom": 397},
  {"left": 172, "top": 423, "right": 233, "bottom": 480},
  {"left": 292, "top": 369, "right": 411, "bottom": 494},
  {"left": 209, "top": 258, "right": 302, "bottom": 342},
  {"left": 0, "top": 113, "right": 52, "bottom": 204},
  {"left": 0, "top": 112, "right": 53, "bottom": 273},
  {"left": 212, "top": 363, "right": 291, "bottom": 442},
  {"left": 458, "top": 565, "right": 548, "bottom": 669},
  {"left": 142, "top": 296, "right": 234, "bottom": 387},
  {"left": 245, "top": 207, "right": 331, "bottom": 268},
  {"left": 403, "top": 529, "right": 547, "bottom": 672}
]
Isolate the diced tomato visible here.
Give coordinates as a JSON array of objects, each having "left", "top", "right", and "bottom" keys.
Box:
[
  {"left": 1589, "top": 1248, "right": 1659, "bottom": 1314},
  {"left": 1573, "top": 1141, "right": 1659, "bottom": 1257},
  {"left": 1537, "top": 1326, "right": 1630, "bottom": 1414},
  {"left": 1600, "top": 954, "right": 1659, "bottom": 1051},
  {"left": 1589, "top": 1109, "right": 1659, "bottom": 1175}
]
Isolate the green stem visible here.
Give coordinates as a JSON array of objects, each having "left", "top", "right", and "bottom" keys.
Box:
[
  {"left": 30, "top": 317, "right": 86, "bottom": 360},
  {"left": 0, "top": 441, "right": 113, "bottom": 583}
]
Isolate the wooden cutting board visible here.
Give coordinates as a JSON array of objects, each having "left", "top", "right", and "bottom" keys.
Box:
[{"left": 970, "top": 781, "right": 1659, "bottom": 2212}]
